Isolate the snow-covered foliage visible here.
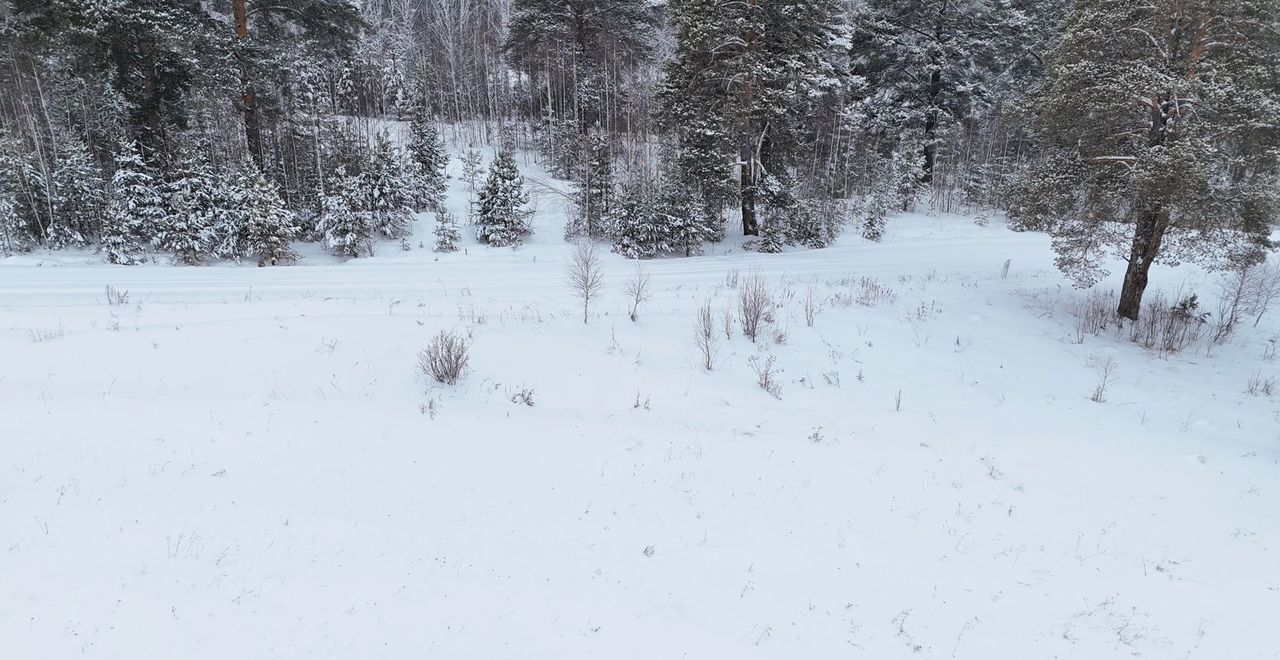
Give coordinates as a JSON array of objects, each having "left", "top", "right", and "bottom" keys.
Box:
[
  {"left": 103, "top": 140, "right": 165, "bottom": 265},
  {"left": 475, "top": 149, "right": 531, "bottom": 247}
]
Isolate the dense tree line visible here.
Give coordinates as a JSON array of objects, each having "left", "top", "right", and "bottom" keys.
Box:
[{"left": 0, "top": 0, "right": 1276, "bottom": 319}]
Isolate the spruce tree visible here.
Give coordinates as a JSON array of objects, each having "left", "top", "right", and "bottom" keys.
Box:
[
  {"left": 157, "top": 147, "right": 218, "bottom": 264},
  {"left": 318, "top": 169, "right": 370, "bottom": 257},
  {"left": 611, "top": 176, "right": 664, "bottom": 259},
  {"left": 238, "top": 162, "right": 298, "bottom": 266},
  {"left": 659, "top": 0, "right": 844, "bottom": 236},
  {"left": 207, "top": 168, "right": 247, "bottom": 260},
  {"left": 433, "top": 210, "right": 462, "bottom": 253},
  {"left": 48, "top": 135, "right": 105, "bottom": 248},
  {"left": 103, "top": 140, "right": 164, "bottom": 265},
  {"left": 0, "top": 191, "right": 23, "bottom": 255},
  {"left": 363, "top": 130, "right": 413, "bottom": 239},
  {"left": 1008, "top": 0, "right": 1280, "bottom": 320},
  {"left": 406, "top": 113, "right": 449, "bottom": 212},
  {"left": 475, "top": 150, "right": 532, "bottom": 247}
]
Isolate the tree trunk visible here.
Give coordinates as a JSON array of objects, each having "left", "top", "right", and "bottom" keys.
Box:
[
  {"left": 1117, "top": 206, "right": 1170, "bottom": 321},
  {"left": 738, "top": 0, "right": 759, "bottom": 237},
  {"left": 233, "top": 0, "right": 263, "bottom": 168},
  {"left": 922, "top": 65, "right": 942, "bottom": 183}
]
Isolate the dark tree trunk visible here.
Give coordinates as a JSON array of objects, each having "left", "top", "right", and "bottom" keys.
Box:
[
  {"left": 922, "top": 67, "right": 941, "bottom": 183},
  {"left": 1117, "top": 206, "right": 1170, "bottom": 321},
  {"left": 739, "top": 0, "right": 759, "bottom": 236},
  {"left": 740, "top": 155, "right": 757, "bottom": 235},
  {"left": 233, "top": 0, "right": 263, "bottom": 168}
]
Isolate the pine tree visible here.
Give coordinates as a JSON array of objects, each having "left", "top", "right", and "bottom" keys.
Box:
[
  {"left": 238, "top": 162, "right": 298, "bottom": 266},
  {"left": 461, "top": 148, "right": 483, "bottom": 193},
  {"left": 433, "top": 210, "right": 461, "bottom": 252},
  {"left": 505, "top": 0, "right": 658, "bottom": 133},
  {"left": 1007, "top": 0, "right": 1280, "bottom": 320},
  {"left": 103, "top": 140, "right": 165, "bottom": 265},
  {"left": 406, "top": 113, "right": 449, "bottom": 212},
  {"left": 318, "top": 169, "right": 370, "bottom": 257},
  {"left": 475, "top": 150, "right": 532, "bottom": 247},
  {"left": 362, "top": 130, "right": 413, "bottom": 239}
]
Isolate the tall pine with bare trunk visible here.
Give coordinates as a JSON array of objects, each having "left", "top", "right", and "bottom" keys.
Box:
[{"left": 1008, "top": 0, "right": 1280, "bottom": 320}]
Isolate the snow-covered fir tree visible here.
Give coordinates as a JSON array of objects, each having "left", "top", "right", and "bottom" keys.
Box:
[
  {"left": 362, "top": 130, "right": 413, "bottom": 239},
  {"left": 475, "top": 149, "right": 532, "bottom": 247},
  {"left": 610, "top": 176, "right": 665, "bottom": 259},
  {"left": 318, "top": 169, "right": 370, "bottom": 257},
  {"left": 103, "top": 140, "right": 165, "bottom": 265},
  {"left": 0, "top": 190, "right": 22, "bottom": 255},
  {"left": 849, "top": 0, "right": 1024, "bottom": 183},
  {"left": 48, "top": 134, "right": 105, "bottom": 248},
  {"left": 157, "top": 147, "right": 218, "bottom": 264},
  {"left": 433, "top": 210, "right": 461, "bottom": 253},
  {"left": 406, "top": 113, "right": 449, "bottom": 212},
  {"left": 659, "top": 0, "right": 845, "bottom": 235},
  {"left": 238, "top": 161, "right": 299, "bottom": 266}
]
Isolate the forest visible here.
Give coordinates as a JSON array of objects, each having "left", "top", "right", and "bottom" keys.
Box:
[{"left": 0, "top": 0, "right": 1277, "bottom": 319}]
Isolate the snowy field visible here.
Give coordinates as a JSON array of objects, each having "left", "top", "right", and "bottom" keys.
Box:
[{"left": 2, "top": 156, "right": 1278, "bottom": 659}]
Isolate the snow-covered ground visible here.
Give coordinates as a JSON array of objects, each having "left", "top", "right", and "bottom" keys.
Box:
[{"left": 2, "top": 152, "right": 1278, "bottom": 659}]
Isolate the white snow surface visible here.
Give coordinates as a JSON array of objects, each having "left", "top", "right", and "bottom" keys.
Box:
[{"left": 2, "top": 150, "right": 1278, "bottom": 659}]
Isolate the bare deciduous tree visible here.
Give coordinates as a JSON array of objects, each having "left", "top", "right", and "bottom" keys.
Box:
[
  {"left": 567, "top": 239, "right": 606, "bottom": 324},
  {"left": 624, "top": 262, "right": 651, "bottom": 322},
  {"left": 694, "top": 300, "right": 717, "bottom": 370}
]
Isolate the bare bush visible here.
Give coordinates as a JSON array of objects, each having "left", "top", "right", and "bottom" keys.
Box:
[
  {"left": 738, "top": 272, "right": 772, "bottom": 342},
  {"left": 567, "top": 239, "right": 606, "bottom": 324},
  {"left": 1246, "top": 371, "right": 1276, "bottom": 397},
  {"left": 104, "top": 285, "right": 130, "bottom": 306},
  {"left": 1212, "top": 266, "right": 1251, "bottom": 345},
  {"left": 1072, "top": 289, "right": 1115, "bottom": 343},
  {"left": 724, "top": 268, "right": 740, "bottom": 289},
  {"left": 1130, "top": 291, "right": 1207, "bottom": 355},
  {"left": 1246, "top": 262, "right": 1280, "bottom": 327},
  {"left": 1088, "top": 354, "right": 1118, "bottom": 403},
  {"left": 855, "top": 277, "right": 898, "bottom": 307},
  {"left": 802, "top": 286, "right": 818, "bottom": 327},
  {"left": 418, "top": 330, "right": 470, "bottom": 385},
  {"left": 623, "top": 262, "right": 651, "bottom": 322},
  {"left": 694, "top": 300, "right": 717, "bottom": 370},
  {"left": 749, "top": 355, "right": 782, "bottom": 399},
  {"left": 722, "top": 307, "right": 735, "bottom": 340},
  {"left": 507, "top": 384, "right": 536, "bottom": 406},
  {"left": 28, "top": 323, "right": 65, "bottom": 343}
]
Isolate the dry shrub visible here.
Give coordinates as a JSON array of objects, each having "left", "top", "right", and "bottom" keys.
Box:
[
  {"left": 738, "top": 272, "right": 772, "bottom": 342},
  {"left": 419, "top": 330, "right": 470, "bottom": 385}
]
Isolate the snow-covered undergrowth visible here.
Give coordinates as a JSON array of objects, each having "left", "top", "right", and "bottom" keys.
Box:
[{"left": 2, "top": 155, "right": 1278, "bottom": 659}]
